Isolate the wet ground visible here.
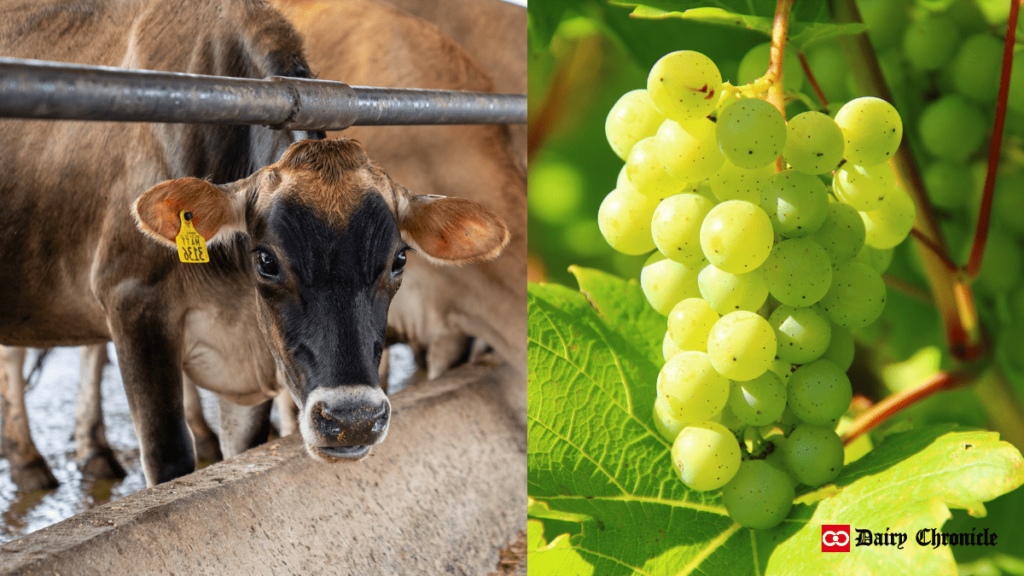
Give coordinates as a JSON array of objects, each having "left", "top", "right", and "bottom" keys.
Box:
[{"left": 0, "top": 343, "right": 417, "bottom": 543}]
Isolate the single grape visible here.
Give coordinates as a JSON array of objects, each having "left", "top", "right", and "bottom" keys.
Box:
[
  {"left": 737, "top": 43, "right": 804, "bottom": 92},
  {"left": 833, "top": 162, "right": 896, "bottom": 212},
  {"left": 654, "top": 397, "right": 687, "bottom": 443},
  {"left": 672, "top": 421, "right": 742, "bottom": 491},
  {"left": 918, "top": 95, "right": 986, "bottom": 162},
  {"left": 722, "top": 459, "right": 795, "bottom": 530},
  {"left": 648, "top": 51, "right": 722, "bottom": 122},
  {"left": 699, "top": 200, "right": 774, "bottom": 274},
  {"left": 707, "top": 311, "right": 777, "bottom": 381},
  {"left": 760, "top": 170, "right": 829, "bottom": 237},
  {"left": 809, "top": 200, "right": 866, "bottom": 266},
  {"left": 626, "top": 136, "right": 688, "bottom": 200},
  {"left": 834, "top": 97, "right": 903, "bottom": 167},
  {"left": 821, "top": 323, "right": 854, "bottom": 371},
  {"left": 697, "top": 265, "right": 769, "bottom": 315},
  {"left": 860, "top": 187, "right": 916, "bottom": 249},
  {"left": 858, "top": 0, "right": 910, "bottom": 49},
  {"left": 952, "top": 33, "right": 1004, "bottom": 103},
  {"left": 716, "top": 98, "right": 787, "bottom": 170},
  {"left": 597, "top": 186, "right": 658, "bottom": 255},
  {"left": 818, "top": 261, "right": 886, "bottom": 328},
  {"left": 641, "top": 252, "right": 702, "bottom": 316},
  {"left": 606, "top": 89, "right": 666, "bottom": 160},
  {"left": 784, "top": 111, "right": 845, "bottom": 175},
  {"left": 658, "top": 351, "right": 731, "bottom": 422},
  {"left": 902, "top": 14, "right": 961, "bottom": 71},
  {"left": 668, "top": 298, "right": 720, "bottom": 351},
  {"left": 652, "top": 193, "right": 715, "bottom": 267},
  {"left": 853, "top": 245, "right": 894, "bottom": 274},
  {"left": 760, "top": 238, "right": 833, "bottom": 307},
  {"left": 783, "top": 424, "right": 845, "bottom": 486},
  {"left": 663, "top": 329, "right": 683, "bottom": 362},
  {"left": 769, "top": 305, "right": 832, "bottom": 365},
  {"left": 924, "top": 162, "right": 973, "bottom": 210},
  {"left": 708, "top": 160, "right": 773, "bottom": 203},
  {"left": 787, "top": 359, "right": 852, "bottom": 426},
  {"left": 656, "top": 118, "right": 726, "bottom": 183},
  {"left": 728, "top": 371, "right": 786, "bottom": 426},
  {"left": 806, "top": 42, "right": 850, "bottom": 102}
]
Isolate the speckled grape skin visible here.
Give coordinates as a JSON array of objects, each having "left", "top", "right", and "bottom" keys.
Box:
[
  {"left": 697, "top": 265, "right": 769, "bottom": 315},
  {"left": 709, "top": 160, "right": 774, "bottom": 203},
  {"left": 663, "top": 330, "right": 683, "bottom": 362},
  {"left": 768, "top": 305, "right": 832, "bottom": 365},
  {"left": 760, "top": 170, "right": 829, "bottom": 237},
  {"left": 853, "top": 245, "right": 894, "bottom": 274},
  {"left": 648, "top": 51, "right": 722, "bottom": 123},
  {"left": 818, "top": 261, "right": 886, "bottom": 328},
  {"left": 605, "top": 89, "right": 665, "bottom": 160},
  {"left": 860, "top": 187, "right": 916, "bottom": 249},
  {"left": 809, "top": 201, "right": 866, "bottom": 266},
  {"left": 787, "top": 359, "right": 852, "bottom": 426},
  {"left": 833, "top": 162, "right": 896, "bottom": 211},
  {"left": 722, "top": 460, "right": 794, "bottom": 529},
  {"left": 760, "top": 238, "right": 833, "bottom": 307},
  {"left": 657, "top": 351, "right": 730, "bottom": 422},
  {"left": 728, "top": 371, "right": 786, "bottom": 426},
  {"left": 672, "top": 421, "right": 742, "bottom": 492},
  {"left": 641, "top": 252, "right": 701, "bottom": 316},
  {"left": 626, "top": 137, "right": 687, "bottom": 200},
  {"left": 784, "top": 111, "right": 845, "bottom": 174},
  {"left": 716, "top": 98, "right": 787, "bottom": 169},
  {"left": 597, "top": 186, "right": 658, "bottom": 255},
  {"left": 783, "top": 425, "right": 844, "bottom": 486},
  {"left": 656, "top": 118, "right": 726, "bottom": 183},
  {"left": 652, "top": 193, "right": 715, "bottom": 267},
  {"left": 653, "top": 398, "right": 687, "bottom": 442},
  {"left": 834, "top": 97, "right": 903, "bottom": 166},
  {"left": 821, "top": 323, "right": 854, "bottom": 370},
  {"left": 668, "top": 298, "right": 720, "bottom": 351},
  {"left": 707, "top": 311, "right": 777, "bottom": 381},
  {"left": 699, "top": 200, "right": 774, "bottom": 274}
]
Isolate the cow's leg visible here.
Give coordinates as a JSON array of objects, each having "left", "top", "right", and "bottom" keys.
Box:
[
  {"left": 274, "top": 391, "right": 299, "bottom": 438},
  {"left": 74, "top": 344, "right": 126, "bottom": 479},
  {"left": 0, "top": 346, "right": 58, "bottom": 490},
  {"left": 217, "top": 398, "right": 272, "bottom": 459},
  {"left": 426, "top": 333, "right": 472, "bottom": 380},
  {"left": 182, "top": 376, "right": 223, "bottom": 464}
]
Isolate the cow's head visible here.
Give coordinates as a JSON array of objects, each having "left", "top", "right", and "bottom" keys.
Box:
[{"left": 131, "top": 138, "right": 509, "bottom": 462}]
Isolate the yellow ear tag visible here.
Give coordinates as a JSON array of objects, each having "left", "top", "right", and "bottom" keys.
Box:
[{"left": 175, "top": 210, "right": 210, "bottom": 264}]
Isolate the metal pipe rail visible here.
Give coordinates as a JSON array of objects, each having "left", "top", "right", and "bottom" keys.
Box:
[{"left": 0, "top": 57, "right": 526, "bottom": 130}]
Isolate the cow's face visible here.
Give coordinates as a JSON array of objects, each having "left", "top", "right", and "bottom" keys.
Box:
[{"left": 131, "top": 138, "right": 509, "bottom": 462}]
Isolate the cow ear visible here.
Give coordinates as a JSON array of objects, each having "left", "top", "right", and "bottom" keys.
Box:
[
  {"left": 132, "top": 178, "right": 245, "bottom": 248},
  {"left": 399, "top": 195, "right": 510, "bottom": 266}
]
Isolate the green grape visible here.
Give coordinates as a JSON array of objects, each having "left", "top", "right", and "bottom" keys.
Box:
[
  {"left": 737, "top": 43, "right": 804, "bottom": 93},
  {"left": 597, "top": 186, "right": 658, "bottom": 255},
  {"left": 652, "top": 193, "right": 715, "bottom": 267},
  {"left": 606, "top": 89, "right": 666, "bottom": 160},
  {"left": 902, "top": 14, "right": 961, "bottom": 71},
  {"left": 918, "top": 95, "right": 985, "bottom": 162},
  {"left": 722, "top": 459, "right": 795, "bottom": 530},
  {"left": 728, "top": 371, "right": 786, "bottom": 426},
  {"left": 833, "top": 162, "right": 896, "bottom": 212},
  {"left": 787, "top": 359, "right": 852, "bottom": 426},
  {"left": 760, "top": 170, "right": 829, "bottom": 237},
  {"left": 764, "top": 447, "right": 800, "bottom": 488},
  {"left": 974, "top": 231, "right": 1023, "bottom": 295},
  {"left": 860, "top": 187, "right": 916, "bottom": 249},
  {"left": 783, "top": 425, "right": 844, "bottom": 487},
  {"left": 924, "top": 162, "right": 974, "bottom": 210},
  {"left": 699, "top": 200, "right": 774, "bottom": 274},
  {"left": 654, "top": 397, "right": 686, "bottom": 443},
  {"left": 697, "top": 265, "right": 769, "bottom": 315},
  {"left": 992, "top": 172, "right": 1024, "bottom": 235},
  {"left": 768, "top": 305, "right": 832, "bottom": 365},
  {"left": 707, "top": 311, "right": 777, "bottom": 381},
  {"left": 672, "top": 421, "right": 742, "bottom": 491},
  {"left": 809, "top": 200, "right": 866, "bottom": 266},
  {"left": 834, "top": 97, "right": 903, "bottom": 167},
  {"left": 769, "top": 358, "right": 796, "bottom": 383},
  {"left": 858, "top": 0, "right": 910, "bottom": 49},
  {"left": 821, "top": 323, "right": 854, "bottom": 371},
  {"left": 668, "top": 298, "right": 720, "bottom": 351},
  {"left": 716, "top": 98, "right": 787, "bottom": 169},
  {"left": 806, "top": 42, "right": 850, "bottom": 102},
  {"left": 818, "top": 261, "right": 886, "bottom": 328},
  {"left": 648, "top": 51, "right": 723, "bottom": 123},
  {"left": 853, "top": 245, "right": 894, "bottom": 274},
  {"left": 656, "top": 118, "right": 726, "bottom": 183},
  {"left": 626, "top": 136, "right": 688, "bottom": 200},
  {"left": 952, "top": 33, "right": 1004, "bottom": 103},
  {"left": 683, "top": 180, "right": 719, "bottom": 204},
  {"left": 760, "top": 238, "right": 833, "bottom": 307},
  {"left": 663, "top": 329, "right": 683, "bottom": 362},
  {"left": 641, "top": 252, "right": 701, "bottom": 315},
  {"left": 658, "top": 351, "right": 731, "bottom": 422},
  {"left": 708, "top": 160, "right": 773, "bottom": 203},
  {"left": 784, "top": 112, "right": 845, "bottom": 175}
]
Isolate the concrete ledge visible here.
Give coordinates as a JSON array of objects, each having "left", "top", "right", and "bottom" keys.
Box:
[{"left": 0, "top": 362, "right": 526, "bottom": 575}]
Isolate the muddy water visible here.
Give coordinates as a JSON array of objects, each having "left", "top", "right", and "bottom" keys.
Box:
[{"left": 0, "top": 343, "right": 417, "bottom": 543}]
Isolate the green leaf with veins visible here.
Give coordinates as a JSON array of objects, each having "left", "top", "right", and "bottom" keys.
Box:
[{"left": 528, "top": 267, "right": 1024, "bottom": 575}]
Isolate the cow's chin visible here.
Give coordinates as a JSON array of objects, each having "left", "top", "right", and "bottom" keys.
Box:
[{"left": 305, "top": 443, "right": 373, "bottom": 463}]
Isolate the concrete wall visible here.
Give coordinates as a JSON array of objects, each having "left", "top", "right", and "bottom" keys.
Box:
[{"left": 0, "top": 362, "right": 526, "bottom": 575}]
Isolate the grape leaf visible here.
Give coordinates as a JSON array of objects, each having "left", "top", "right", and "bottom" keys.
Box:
[{"left": 528, "top": 267, "right": 1024, "bottom": 575}]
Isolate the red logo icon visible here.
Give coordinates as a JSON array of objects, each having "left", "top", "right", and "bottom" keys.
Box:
[{"left": 822, "top": 525, "right": 851, "bottom": 552}]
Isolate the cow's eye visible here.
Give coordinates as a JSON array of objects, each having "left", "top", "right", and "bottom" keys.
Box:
[
  {"left": 255, "top": 249, "right": 280, "bottom": 280},
  {"left": 391, "top": 248, "right": 407, "bottom": 277}
]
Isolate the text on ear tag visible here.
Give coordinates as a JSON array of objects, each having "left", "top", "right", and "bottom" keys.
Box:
[{"left": 175, "top": 210, "right": 210, "bottom": 264}]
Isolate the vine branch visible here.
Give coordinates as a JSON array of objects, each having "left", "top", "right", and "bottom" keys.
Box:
[
  {"left": 768, "top": 0, "right": 794, "bottom": 172},
  {"left": 796, "top": 51, "right": 829, "bottom": 108}
]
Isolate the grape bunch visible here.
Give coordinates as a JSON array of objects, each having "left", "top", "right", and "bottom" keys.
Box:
[{"left": 600, "top": 50, "right": 913, "bottom": 530}]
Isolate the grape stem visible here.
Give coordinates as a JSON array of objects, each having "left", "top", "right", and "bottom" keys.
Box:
[
  {"left": 909, "top": 228, "right": 959, "bottom": 273},
  {"left": 796, "top": 51, "right": 829, "bottom": 108},
  {"left": 964, "top": 0, "right": 1021, "bottom": 279},
  {"left": 882, "top": 274, "right": 933, "bottom": 304},
  {"left": 768, "top": 0, "right": 794, "bottom": 172}
]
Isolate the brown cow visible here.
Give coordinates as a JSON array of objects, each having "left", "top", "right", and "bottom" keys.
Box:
[{"left": 0, "top": 0, "right": 507, "bottom": 488}]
